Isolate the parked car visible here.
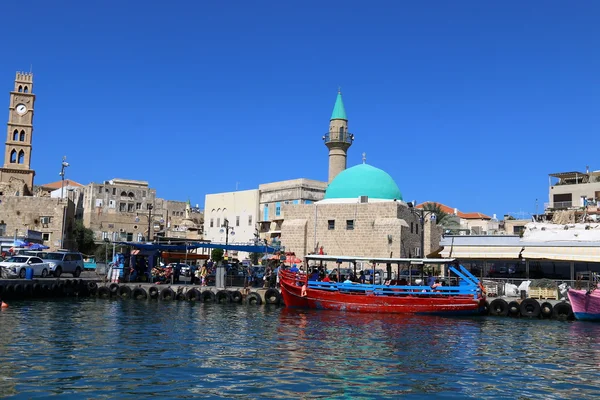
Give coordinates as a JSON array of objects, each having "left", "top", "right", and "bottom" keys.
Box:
[
  {"left": 0, "top": 256, "right": 50, "bottom": 279},
  {"left": 41, "top": 252, "right": 84, "bottom": 277}
]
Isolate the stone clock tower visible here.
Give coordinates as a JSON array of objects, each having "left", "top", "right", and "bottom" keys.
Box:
[{"left": 0, "top": 72, "right": 36, "bottom": 195}]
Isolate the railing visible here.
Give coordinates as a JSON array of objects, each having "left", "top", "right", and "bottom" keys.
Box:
[
  {"left": 323, "top": 132, "right": 353, "bottom": 145},
  {"left": 550, "top": 201, "right": 573, "bottom": 209}
]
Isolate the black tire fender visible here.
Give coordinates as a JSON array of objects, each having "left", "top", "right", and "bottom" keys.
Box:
[
  {"left": 98, "top": 286, "right": 111, "bottom": 299},
  {"left": 264, "top": 288, "right": 281, "bottom": 305},
  {"left": 185, "top": 288, "right": 201, "bottom": 301},
  {"left": 230, "top": 290, "right": 243, "bottom": 303},
  {"left": 176, "top": 292, "right": 186, "bottom": 301},
  {"left": 247, "top": 292, "right": 262, "bottom": 305},
  {"left": 553, "top": 302, "right": 574, "bottom": 321},
  {"left": 148, "top": 286, "right": 159, "bottom": 299},
  {"left": 488, "top": 298, "right": 509, "bottom": 316},
  {"left": 201, "top": 290, "right": 216, "bottom": 303},
  {"left": 118, "top": 285, "right": 132, "bottom": 299},
  {"left": 216, "top": 290, "right": 231, "bottom": 304},
  {"left": 507, "top": 301, "right": 521, "bottom": 317},
  {"left": 520, "top": 298, "right": 541, "bottom": 318},
  {"left": 109, "top": 283, "right": 119, "bottom": 295},
  {"left": 87, "top": 282, "right": 98, "bottom": 292},
  {"left": 540, "top": 302, "right": 553, "bottom": 319},
  {"left": 132, "top": 287, "right": 148, "bottom": 300},
  {"left": 160, "top": 288, "right": 176, "bottom": 301}
]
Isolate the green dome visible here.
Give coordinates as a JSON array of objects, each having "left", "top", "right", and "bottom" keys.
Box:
[{"left": 324, "top": 164, "right": 403, "bottom": 200}]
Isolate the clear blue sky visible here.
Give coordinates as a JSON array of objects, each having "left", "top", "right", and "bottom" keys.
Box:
[{"left": 2, "top": 1, "right": 599, "bottom": 218}]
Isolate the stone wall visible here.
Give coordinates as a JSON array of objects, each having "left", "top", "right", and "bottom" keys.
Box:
[
  {"left": 0, "top": 196, "right": 74, "bottom": 250},
  {"left": 281, "top": 201, "right": 425, "bottom": 258}
]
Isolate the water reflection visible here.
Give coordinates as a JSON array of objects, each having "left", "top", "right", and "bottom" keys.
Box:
[{"left": 0, "top": 300, "right": 599, "bottom": 398}]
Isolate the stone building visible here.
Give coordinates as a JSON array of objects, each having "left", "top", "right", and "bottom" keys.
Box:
[
  {"left": 258, "top": 179, "right": 327, "bottom": 242},
  {"left": 281, "top": 162, "right": 442, "bottom": 259}
]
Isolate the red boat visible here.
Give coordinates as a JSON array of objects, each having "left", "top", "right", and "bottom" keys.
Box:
[{"left": 279, "top": 256, "right": 486, "bottom": 315}]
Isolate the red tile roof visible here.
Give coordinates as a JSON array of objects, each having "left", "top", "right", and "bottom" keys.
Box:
[
  {"left": 38, "top": 179, "right": 84, "bottom": 189},
  {"left": 415, "top": 201, "right": 491, "bottom": 220}
]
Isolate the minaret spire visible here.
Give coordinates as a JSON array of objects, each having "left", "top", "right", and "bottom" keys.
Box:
[{"left": 324, "top": 90, "right": 353, "bottom": 183}]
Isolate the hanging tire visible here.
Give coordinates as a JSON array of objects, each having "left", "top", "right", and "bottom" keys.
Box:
[
  {"left": 230, "top": 290, "right": 243, "bottom": 303},
  {"left": 201, "top": 290, "right": 216, "bottom": 303},
  {"left": 507, "top": 301, "right": 521, "bottom": 317},
  {"left": 148, "top": 286, "right": 159, "bottom": 299},
  {"left": 118, "top": 286, "right": 132, "bottom": 299},
  {"left": 132, "top": 287, "right": 148, "bottom": 300},
  {"left": 65, "top": 279, "right": 73, "bottom": 288},
  {"left": 98, "top": 286, "right": 111, "bottom": 299},
  {"left": 264, "top": 288, "right": 281, "bottom": 305},
  {"left": 520, "top": 298, "right": 541, "bottom": 318},
  {"left": 553, "top": 302, "right": 574, "bottom": 321},
  {"left": 176, "top": 292, "right": 186, "bottom": 301},
  {"left": 42, "top": 284, "right": 51, "bottom": 295},
  {"left": 160, "top": 288, "right": 176, "bottom": 301},
  {"left": 87, "top": 282, "right": 98, "bottom": 293},
  {"left": 50, "top": 283, "right": 59, "bottom": 296},
  {"left": 247, "top": 292, "right": 262, "bottom": 305},
  {"left": 540, "top": 302, "right": 553, "bottom": 319},
  {"left": 32, "top": 283, "right": 42, "bottom": 296},
  {"left": 13, "top": 283, "right": 24, "bottom": 298},
  {"left": 185, "top": 289, "right": 201, "bottom": 302},
  {"left": 5, "top": 284, "right": 14, "bottom": 299},
  {"left": 488, "top": 299, "right": 508, "bottom": 316},
  {"left": 109, "top": 283, "right": 119, "bottom": 296},
  {"left": 216, "top": 290, "right": 231, "bottom": 304},
  {"left": 24, "top": 284, "right": 34, "bottom": 297}
]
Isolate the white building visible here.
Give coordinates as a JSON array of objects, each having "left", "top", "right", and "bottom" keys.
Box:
[{"left": 203, "top": 189, "right": 260, "bottom": 260}]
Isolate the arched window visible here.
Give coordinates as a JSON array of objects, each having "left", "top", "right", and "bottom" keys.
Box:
[
  {"left": 12, "top": 130, "right": 18, "bottom": 141},
  {"left": 19, "top": 130, "right": 25, "bottom": 141},
  {"left": 18, "top": 86, "right": 23, "bottom": 93},
  {"left": 24, "top": 86, "right": 29, "bottom": 93},
  {"left": 10, "top": 150, "right": 17, "bottom": 163},
  {"left": 121, "top": 191, "right": 127, "bottom": 196},
  {"left": 18, "top": 150, "right": 25, "bottom": 164},
  {"left": 128, "top": 192, "right": 134, "bottom": 198}
]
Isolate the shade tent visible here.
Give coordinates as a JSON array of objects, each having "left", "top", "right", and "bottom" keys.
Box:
[
  {"left": 27, "top": 243, "right": 49, "bottom": 250},
  {"left": 116, "top": 242, "right": 278, "bottom": 254}
]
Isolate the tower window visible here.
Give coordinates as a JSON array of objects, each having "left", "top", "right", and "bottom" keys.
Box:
[
  {"left": 346, "top": 220, "right": 354, "bottom": 230},
  {"left": 20, "top": 130, "right": 25, "bottom": 141},
  {"left": 18, "top": 86, "right": 23, "bottom": 93},
  {"left": 18, "top": 150, "right": 25, "bottom": 164},
  {"left": 328, "top": 220, "right": 335, "bottom": 230},
  {"left": 24, "top": 86, "right": 28, "bottom": 93},
  {"left": 10, "top": 150, "right": 16, "bottom": 163},
  {"left": 12, "top": 130, "right": 18, "bottom": 141}
]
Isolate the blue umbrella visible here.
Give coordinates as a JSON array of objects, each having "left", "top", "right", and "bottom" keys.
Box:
[{"left": 28, "top": 243, "right": 49, "bottom": 250}]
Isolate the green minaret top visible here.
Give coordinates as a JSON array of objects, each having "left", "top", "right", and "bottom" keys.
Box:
[{"left": 330, "top": 90, "right": 348, "bottom": 120}]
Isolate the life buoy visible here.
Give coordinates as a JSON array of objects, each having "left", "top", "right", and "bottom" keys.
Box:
[
  {"left": 201, "top": 290, "right": 216, "bottom": 303},
  {"left": 185, "top": 288, "right": 201, "bottom": 301},
  {"left": 264, "top": 288, "right": 281, "bottom": 305},
  {"left": 519, "top": 298, "right": 541, "bottom": 318},
  {"left": 160, "top": 288, "right": 176, "bottom": 301},
  {"left": 540, "top": 302, "right": 553, "bottom": 319},
  {"left": 216, "top": 290, "right": 231, "bottom": 304},
  {"left": 229, "top": 290, "right": 243, "bottom": 303},
  {"left": 507, "top": 301, "right": 521, "bottom": 317},
  {"left": 148, "top": 286, "right": 159, "bottom": 299},
  {"left": 246, "top": 292, "right": 262, "bottom": 305},
  {"left": 97, "top": 286, "right": 111, "bottom": 299},
  {"left": 132, "top": 287, "right": 148, "bottom": 300},
  {"left": 552, "top": 302, "right": 574, "bottom": 321}
]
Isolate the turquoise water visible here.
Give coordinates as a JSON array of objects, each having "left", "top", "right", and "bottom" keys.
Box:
[{"left": 0, "top": 299, "right": 599, "bottom": 399}]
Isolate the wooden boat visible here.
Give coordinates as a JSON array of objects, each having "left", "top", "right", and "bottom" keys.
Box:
[
  {"left": 279, "top": 256, "right": 486, "bottom": 315},
  {"left": 567, "top": 289, "right": 600, "bottom": 321}
]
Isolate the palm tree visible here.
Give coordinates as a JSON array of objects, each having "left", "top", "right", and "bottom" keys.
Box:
[{"left": 421, "top": 202, "right": 451, "bottom": 226}]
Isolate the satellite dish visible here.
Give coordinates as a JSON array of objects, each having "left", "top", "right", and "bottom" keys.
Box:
[{"left": 219, "top": 229, "right": 224, "bottom": 234}]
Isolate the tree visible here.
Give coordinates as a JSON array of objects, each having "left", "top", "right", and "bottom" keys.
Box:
[
  {"left": 94, "top": 243, "right": 111, "bottom": 263},
  {"left": 248, "top": 252, "right": 264, "bottom": 265},
  {"left": 211, "top": 248, "right": 224, "bottom": 264},
  {"left": 422, "top": 202, "right": 451, "bottom": 226},
  {"left": 72, "top": 220, "right": 96, "bottom": 254}
]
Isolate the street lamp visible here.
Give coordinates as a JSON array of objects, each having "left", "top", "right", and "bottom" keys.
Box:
[
  {"left": 147, "top": 205, "right": 153, "bottom": 241},
  {"left": 59, "top": 156, "right": 70, "bottom": 249},
  {"left": 220, "top": 218, "right": 235, "bottom": 251},
  {"left": 407, "top": 202, "right": 437, "bottom": 258}
]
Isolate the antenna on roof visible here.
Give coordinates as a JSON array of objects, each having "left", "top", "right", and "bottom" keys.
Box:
[{"left": 362, "top": 152, "right": 366, "bottom": 164}]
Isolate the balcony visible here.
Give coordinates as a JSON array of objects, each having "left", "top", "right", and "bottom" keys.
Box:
[
  {"left": 323, "top": 132, "right": 353, "bottom": 145},
  {"left": 551, "top": 201, "right": 573, "bottom": 210}
]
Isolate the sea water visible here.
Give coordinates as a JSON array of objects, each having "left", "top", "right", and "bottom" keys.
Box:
[{"left": 0, "top": 299, "right": 599, "bottom": 399}]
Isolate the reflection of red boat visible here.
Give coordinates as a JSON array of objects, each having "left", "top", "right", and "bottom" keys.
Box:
[{"left": 279, "top": 256, "right": 486, "bottom": 315}]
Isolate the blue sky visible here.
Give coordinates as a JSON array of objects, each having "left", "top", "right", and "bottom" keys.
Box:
[{"left": 1, "top": 1, "right": 599, "bottom": 218}]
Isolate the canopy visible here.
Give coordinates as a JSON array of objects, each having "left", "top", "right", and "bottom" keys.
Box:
[
  {"left": 521, "top": 246, "right": 600, "bottom": 263},
  {"left": 116, "top": 241, "right": 277, "bottom": 254},
  {"left": 440, "top": 246, "right": 523, "bottom": 259},
  {"left": 27, "top": 243, "right": 49, "bottom": 250}
]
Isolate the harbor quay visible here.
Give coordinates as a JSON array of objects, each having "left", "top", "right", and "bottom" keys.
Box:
[{"left": 0, "top": 273, "right": 577, "bottom": 321}]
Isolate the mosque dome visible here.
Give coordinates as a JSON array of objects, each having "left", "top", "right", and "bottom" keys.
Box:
[{"left": 324, "top": 163, "right": 403, "bottom": 201}]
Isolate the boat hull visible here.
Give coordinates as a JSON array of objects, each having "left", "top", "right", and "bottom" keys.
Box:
[
  {"left": 567, "top": 289, "right": 600, "bottom": 321},
  {"left": 280, "top": 279, "right": 484, "bottom": 315}
]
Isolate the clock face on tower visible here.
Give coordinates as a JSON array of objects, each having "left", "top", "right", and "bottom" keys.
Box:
[{"left": 16, "top": 104, "right": 27, "bottom": 115}]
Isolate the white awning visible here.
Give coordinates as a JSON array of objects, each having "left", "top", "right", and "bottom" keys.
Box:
[
  {"left": 440, "top": 246, "right": 523, "bottom": 259},
  {"left": 521, "top": 246, "right": 600, "bottom": 262}
]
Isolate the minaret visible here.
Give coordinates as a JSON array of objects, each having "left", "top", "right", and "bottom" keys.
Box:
[{"left": 324, "top": 90, "right": 353, "bottom": 183}]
